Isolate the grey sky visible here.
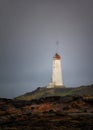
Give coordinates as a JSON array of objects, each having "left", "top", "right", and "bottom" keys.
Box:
[{"left": 0, "top": 0, "right": 93, "bottom": 98}]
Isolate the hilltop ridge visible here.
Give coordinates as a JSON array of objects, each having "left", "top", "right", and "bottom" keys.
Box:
[{"left": 15, "top": 84, "right": 93, "bottom": 100}]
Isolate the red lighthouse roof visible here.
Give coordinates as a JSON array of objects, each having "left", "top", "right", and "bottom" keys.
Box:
[{"left": 53, "top": 53, "right": 61, "bottom": 59}]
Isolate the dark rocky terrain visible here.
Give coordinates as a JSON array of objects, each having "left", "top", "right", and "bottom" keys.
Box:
[{"left": 0, "top": 94, "right": 93, "bottom": 130}]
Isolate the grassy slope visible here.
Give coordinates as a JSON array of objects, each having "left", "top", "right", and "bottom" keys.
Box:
[{"left": 15, "top": 85, "right": 93, "bottom": 100}]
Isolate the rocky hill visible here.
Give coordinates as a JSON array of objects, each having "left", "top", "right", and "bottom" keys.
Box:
[
  {"left": 0, "top": 85, "right": 93, "bottom": 129},
  {"left": 16, "top": 84, "right": 93, "bottom": 100},
  {"left": 0, "top": 95, "right": 93, "bottom": 130}
]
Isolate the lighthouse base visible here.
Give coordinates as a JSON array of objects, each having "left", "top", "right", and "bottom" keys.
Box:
[{"left": 47, "top": 82, "right": 64, "bottom": 88}]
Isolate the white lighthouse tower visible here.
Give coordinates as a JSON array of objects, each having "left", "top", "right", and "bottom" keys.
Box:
[{"left": 47, "top": 53, "right": 63, "bottom": 88}]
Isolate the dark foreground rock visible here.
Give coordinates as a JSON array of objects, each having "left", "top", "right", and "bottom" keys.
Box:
[{"left": 0, "top": 95, "right": 93, "bottom": 130}]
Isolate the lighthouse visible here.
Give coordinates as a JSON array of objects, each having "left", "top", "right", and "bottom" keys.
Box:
[{"left": 47, "top": 53, "right": 63, "bottom": 88}]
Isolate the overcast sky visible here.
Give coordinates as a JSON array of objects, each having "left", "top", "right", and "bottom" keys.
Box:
[{"left": 0, "top": 0, "right": 93, "bottom": 98}]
